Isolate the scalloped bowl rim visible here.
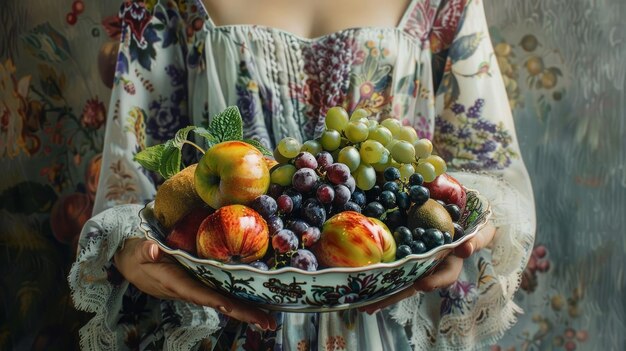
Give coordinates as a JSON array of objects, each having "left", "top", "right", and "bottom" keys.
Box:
[{"left": 140, "top": 188, "right": 491, "bottom": 276}]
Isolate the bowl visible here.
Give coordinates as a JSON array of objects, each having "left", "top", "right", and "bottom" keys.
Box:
[{"left": 139, "top": 188, "right": 491, "bottom": 312}]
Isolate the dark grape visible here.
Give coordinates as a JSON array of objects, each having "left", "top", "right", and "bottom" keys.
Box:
[
  {"left": 396, "top": 245, "right": 412, "bottom": 259},
  {"left": 383, "top": 167, "right": 401, "bottom": 181},
  {"left": 292, "top": 168, "right": 318, "bottom": 193},
  {"left": 382, "top": 181, "right": 400, "bottom": 193},
  {"left": 290, "top": 249, "right": 318, "bottom": 271},
  {"left": 249, "top": 261, "right": 269, "bottom": 271},
  {"left": 316, "top": 151, "right": 334, "bottom": 170},
  {"left": 344, "top": 176, "right": 356, "bottom": 193},
  {"left": 342, "top": 201, "right": 362, "bottom": 213},
  {"left": 363, "top": 201, "right": 385, "bottom": 218},
  {"left": 408, "top": 173, "right": 424, "bottom": 186},
  {"left": 301, "top": 199, "right": 326, "bottom": 227},
  {"left": 445, "top": 204, "right": 461, "bottom": 222},
  {"left": 412, "top": 227, "right": 425, "bottom": 241},
  {"left": 422, "top": 228, "right": 445, "bottom": 249},
  {"left": 267, "top": 183, "right": 284, "bottom": 199},
  {"left": 443, "top": 231, "right": 453, "bottom": 244},
  {"left": 365, "top": 185, "right": 381, "bottom": 202},
  {"left": 272, "top": 229, "right": 299, "bottom": 253},
  {"left": 453, "top": 223, "right": 465, "bottom": 241},
  {"left": 286, "top": 220, "right": 309, "bottom": 236},
  {"left": 250, "top": 195, "right": 277, "bottom": 219},
  {"left": 277, "top": 194, "right": 293, "bottom": 214},
  {"left": 384, "top": 209, "right": 405, "bottom": 231},
  {"left": 379, "top": 190, "right": 397, "bottom": 209},
  {"left": 316, "top": 184, "right": 335, "bottom": 204},
  {"left": 350, "top": 189, "right": 367, "bottom": 207},
  {"left": 284, "top": 188, "right": 303, "bottom": 211},
  {"left": 301, "top": 226, "right": 321, "bottom": 247},
  {"left": 408, "top": 185, "right": 429, "bottom": 206},
  {"left": 266, "top": 216, "right": 284, "bottom": 234},
  {"left": 333, "top": 185, "right": 351, "bottom": 206},
  {"left": 409, "top": 240, "right": 427, "bottom": 254},
  {"left": 396, "top": 192, "right": 410, "bottom": 210},
  {"left": 393, "top": 226, "right": 412, "bottom": 245},
  {"left": 294, "top": 152, "right": 318, "bottom": 169},
  {"left": 326, "top": 163, "right": 351, "bottom": 185}
]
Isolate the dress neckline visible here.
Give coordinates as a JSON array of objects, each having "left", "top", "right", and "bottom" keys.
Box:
[{"left": 192, "top": 0, "right": 420, "bottom": 42}]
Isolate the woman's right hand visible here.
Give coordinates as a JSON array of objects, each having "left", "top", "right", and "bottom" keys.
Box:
[{"left": 114, "top": 238, "right": 277, "bottom": 331}]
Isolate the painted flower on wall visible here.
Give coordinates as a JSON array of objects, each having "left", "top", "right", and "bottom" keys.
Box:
[{"left": 80, "top": 98, "right": 107, "bottom": 129}]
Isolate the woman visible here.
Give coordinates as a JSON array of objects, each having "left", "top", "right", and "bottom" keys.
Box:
[{"left": 69, "top": 0, "right": 536, "bottom": 349}]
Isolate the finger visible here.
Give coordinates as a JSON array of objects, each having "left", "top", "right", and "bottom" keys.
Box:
[
  {"left": 138, "top": 240, "right": 162, "bottom": 263},
  {"left": 414, "top": 255, "right": 464, "bottom": 292},
  {"left": 454, "top": 221, "right": 496, "bottom": 258},
  {"left": 359, "top": 285, "right": 416, "bottom": 315}
]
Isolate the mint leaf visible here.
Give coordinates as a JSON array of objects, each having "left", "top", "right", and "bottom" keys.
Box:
[
  {"left": 173, "top": 125, "right": 198, "bottom": 148},
  {"left": 244, "top": 139, "right": 272, "bottom": 157},
  {"left": 209, "top": 106, "right": 243, "bottom": 142},
  {"left": 159, "top": 141, "right": 181, "bottom": 179},
  {"left": 134, "top": 144, "right": 166, "bottom": 172},
  {"left": 193, "top": 127, "right": 219, "bottom": 149}
]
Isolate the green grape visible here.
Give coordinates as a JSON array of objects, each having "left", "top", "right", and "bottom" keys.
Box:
[
  {"left": 359, "top": 140, "right": 385, "bottom": 164},
  {"left": 277, "top": 137, "right": 302, "bottom": 158},
  {"left": 350, "top": 108, "right": 369, "bottom": 122},
  {"left": 399, "top": 163, "right": 415, "bottom": 180},
  {"left": 425, "top": 155, "right": 447, "bottom": 176},
  {"left": 371, "top": 149, "right": 391, "bottom": 172},
  {"left": 273, "top": 147, "right": 290, "bottom": 164},
  {"left": 325, "top": 106, "right": 349, "bottom": 132},
  {"left": 386, "top": 139, "right": 399, "bottom": 151},
  {"left": 338, "top": 146, "right": 361, "bottom": 171},
  {"left": 366, "top": 119, "right": 379, "bottom": 131},
  {"left": 381, "top": 118, "right": 402, "bottom": 137},
  {"left": 415, "top": 162, "right": 437, "bottom": 183},
  {"left": 368, "top": 126, "right": 393, "bottom": 145},
  {"left": 390, "top": 140, "right": 416, "bottom": 164},
  {"left": 353, "top": 163, "right": 377, "bottom": 191},
  {"left": 413, "top": 138, "right": 433, "bottom": 159},
  {"left": 345, "top": 121, "right": 369, "bottom": 143},
  {"left": 300, "top": 140, "right": 322, "bottom": 156},
  {"left": 398, "top": 126, "right": 418, "bottom": 143},
  {"left": 320, "top": 129, "right": 341, "bottom": 151},
  {"left": 270, "top": 164, "right": 297, "bottom": 186}
]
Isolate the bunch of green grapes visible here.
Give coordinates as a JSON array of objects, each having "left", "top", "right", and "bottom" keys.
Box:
[{"left": 319, "top": 106, "right": 446, "bottom": 190}]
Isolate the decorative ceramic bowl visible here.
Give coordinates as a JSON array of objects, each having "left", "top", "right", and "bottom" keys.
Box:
[{"left": 139, "top": 189, "right": 491, "bottom": 312}]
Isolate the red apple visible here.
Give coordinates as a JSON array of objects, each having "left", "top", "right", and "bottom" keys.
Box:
[
  {"left": 424, "top": 173, "right": 467, "bottom": 212},
  {"left": 196, "top": 205, "right": 269, "bottom": 263},
  {"left": 165, "top": 206, "right": 213, "bottom": 255},
  {"left": 314, "top": 211, "right": 392, "bottom": 268},
  {"left": 370, "top": 218, "right": 397, "bottom": 263},
  {"left": 195, "top": 141, "right": 270, "bottom": 209}
]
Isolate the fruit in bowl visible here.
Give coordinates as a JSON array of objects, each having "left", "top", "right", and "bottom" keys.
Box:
[{"left": 136, "top": 106, "right": 491, "bottom": 312}]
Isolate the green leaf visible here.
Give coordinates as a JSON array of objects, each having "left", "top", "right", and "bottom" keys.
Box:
[
  {"left": 193, "top": 127, "right": 219, "bottom": 149},
  {"left": 173, "top": 125, "right": 198, "bottom": 148},
  {"left": 134, "top": 144, "right": 166, "bottom": 172},
  {"left": 243, "top": 139, "right": 272, "bottom": 156},
  {"left": 208, "top": 106, "right": 243, "bottom": 142},
  {"left": 159, "top": 141, "right": 182, "bottom": 179}
]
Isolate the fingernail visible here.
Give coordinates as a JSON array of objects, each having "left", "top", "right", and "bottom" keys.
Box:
[
  {"left": 217, "top": 306, "right": 231, "bottom": 314},
  {"left": 149, "top": 244, "right": 159, "bottom": 261},
  {"left": 468, "top": 243, "right": 474, "bottom": 255},
  {"left": 253, "top": 323, "right": 264, "bottom": 330}
]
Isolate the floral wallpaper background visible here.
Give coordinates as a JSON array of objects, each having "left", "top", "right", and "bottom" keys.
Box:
[{"left": 0, "top": 0, "right": 624, "bottom": 350}]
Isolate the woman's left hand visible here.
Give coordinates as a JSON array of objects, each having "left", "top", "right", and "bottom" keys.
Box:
[{"left": 358, "top": 221, "right": 497, "bottom": 315}]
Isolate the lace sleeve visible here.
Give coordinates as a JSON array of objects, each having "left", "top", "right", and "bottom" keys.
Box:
[{"left": 391, "top": 0, "right": 537, "bottom": 349}]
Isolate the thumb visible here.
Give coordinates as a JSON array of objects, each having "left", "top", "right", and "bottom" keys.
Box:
[{"left": 139, "top": 240, "right": 163, "bottom": 263}]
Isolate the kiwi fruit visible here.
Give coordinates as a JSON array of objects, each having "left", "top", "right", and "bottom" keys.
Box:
[
  {"left": 154, "top": 164, "right": 205, "bottom": 229},
  {"left": 407, "top": 199, "right": 454, "bottom": 236}
]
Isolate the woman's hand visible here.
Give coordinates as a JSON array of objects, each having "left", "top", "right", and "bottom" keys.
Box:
[
  {"left": 359, "top": 221, "right": 497, "bottom": 314},
  {"left": 114, "top": 238, "right": 277, "bottom": 331}
]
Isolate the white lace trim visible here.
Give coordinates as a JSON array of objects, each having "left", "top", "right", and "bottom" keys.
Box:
[
  {"left": 391, "top": 172, "right": 535, "bottom": 350},
  {"left": 68, "top": 204, "right": 220, "bottom": 350}
]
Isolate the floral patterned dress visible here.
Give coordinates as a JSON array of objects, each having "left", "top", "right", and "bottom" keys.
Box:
[{"left": 68, "top": 0, "right": 536, "bottom": 350}]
